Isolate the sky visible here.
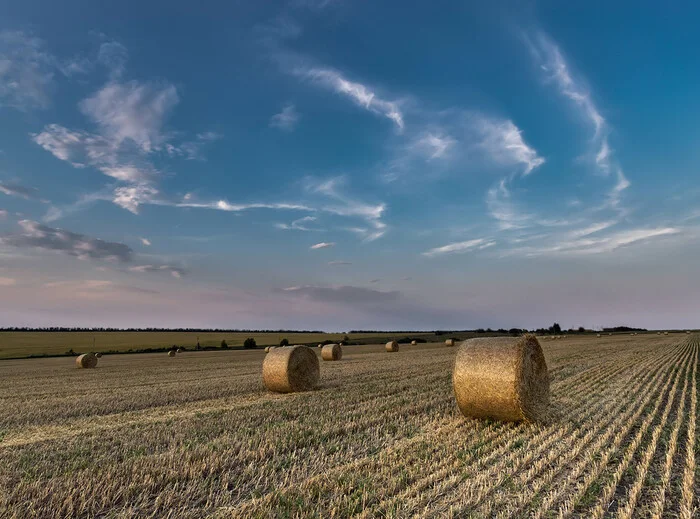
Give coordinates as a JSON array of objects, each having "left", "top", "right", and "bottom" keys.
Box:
[{"left": 0, "top": 1, "right": 699, "bottom": 330}]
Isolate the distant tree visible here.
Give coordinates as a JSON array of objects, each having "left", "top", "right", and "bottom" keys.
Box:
[
  {"left": 220, "top": 340, "right": 229, "bottom": 349},
  {"left": 549, "top": 323, "right": 562, "bottom": 335},
  {"left": 243, "top": 337, "right": 256, "bottom": 349},
  {"left": 279, "top": 338, "right": 289, "bottom": 347},
  {"left": 578, "top": 326, "right": 586, "bottom": 333},
  {"left": 342, "top": 335, "right": 350, "bottom": 343}
]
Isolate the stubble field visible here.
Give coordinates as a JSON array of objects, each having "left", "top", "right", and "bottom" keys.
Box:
[{"left": 0, "top": 333, "right": 697, "bottom": 518}]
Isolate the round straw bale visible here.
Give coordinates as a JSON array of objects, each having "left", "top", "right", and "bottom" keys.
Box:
[
  {"left": 321, "top": 343, "right": 342, "bottom": 361},
  {"left": 263, "top": 345, "right": 319, "bottom": 393},
  {"left": 664, "top": 331, "right": 669, "bottom": 335},
  {"left": 385, "top": 341, "right": 399, "bottom": 352},
  {"left": 411, "top": 340, "right": 417, "bottom": 345},
  {"left": 453, "top": 335, "right": 549, "bottom": 423},
  {"left": 317, "top": 344, "right": 323, "bottom": 348},
  {"left": 176, "top": 348, "right": 183, "bottom": 353},
  {"left": 76, "top": 353, "right": 98, "bottom": 369},
  {"left": 95, "top": 352, "right": 103, "bottom": 358},
  {"left": 445, "top": 339, "right": 455, "bottom": 347},
  {"left": 596, "top": 334, "right": 601, "bottom": 338},
  {"left": 168, "top": 350, "right": 176, "bottom": 357}
]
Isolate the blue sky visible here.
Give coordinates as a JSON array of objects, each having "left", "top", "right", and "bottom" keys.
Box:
[{"left": 1, "top": 1, "right": 699, "bottom": 330}]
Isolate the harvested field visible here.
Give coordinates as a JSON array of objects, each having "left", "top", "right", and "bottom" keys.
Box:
[{"left": 0, "top": 334, "right": 698, "bottom": 518}]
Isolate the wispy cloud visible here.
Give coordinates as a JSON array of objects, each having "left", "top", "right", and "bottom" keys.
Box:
[
  {"left": 0, "top": 31, "right": 55, "bottom": 110},
  {"left": 140, "top": 237, "right": 151, "bottom": 246},
  {"left": 79, "top": 80, "right": 179, "bottom": 153},
  {"left": 525, "top": 31, "right": 610, "bottom": 173},
  {"left": 568, "top": 220, "right": 617, "bottom": 238},
  {"left": 275, "top": 215, "right": 320, "bottom": 231},
  {"left": 328, "top": 260, "right": 351, "bottom": 266},
  {"left": 281, "top": 284, "right": 400, "bottom": 304},
  {"left": 176, "top": 198, "right": 312, "bottom": 213},
  {"left": 294, "top": 66, "right": 404, "bottom": 130},
  {"left": 0, "top": 277, "right": 16, "bottom": 286},
  {"left": 112, "top": 184, "right": 159, "bottom": 214},
  {"left": 0, "top": 209, "right": 7, "bottom": 219},
  {"left": 509, "top": 227, "right": 680, "bottom": 257},
  {"left": 486, "top": 179, "right": 531, "bottom": 230},
  {"left": 422, "top": 238, "right": 496, "bottom": 257},
  {"left": 97, "top": 41, "right": 128, "bottom": 79},
  {"left": 306, "top": 176, "right": 387, "bottom": 241},
  {"left": 410, "top": 132, "right": 456, "bottom": 160},
  {"left": 270, "top": 104, "right": 300, "bottom": 131},
  {"left": 310, "top": 241, "right": 335, "bottom": 249},
  {"left": 475, "top": 118, "right": 545, "bottom": 176},
  {"left": 129, "top": 264, "right": 185, "bottom": 278}
]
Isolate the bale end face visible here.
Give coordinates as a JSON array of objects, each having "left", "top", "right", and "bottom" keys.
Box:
[
  {"left": 453, "top": 335, "right": 549, "bottom": 423},
  {"left": 263, "top": 345, "right": 319, "bottom": 393},
  {"left": 76, "top": 353, "right": 98, "bottom": 369},
  {"left": 321, "top": 343, "right": 342, "bottom": 361},
  {"left": 385, "top": 341, "right": 399, "bottom": 352}
]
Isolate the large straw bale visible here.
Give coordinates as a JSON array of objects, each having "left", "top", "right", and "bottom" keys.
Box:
[
  {"left": 76, "top": 353, "right": 98, "bottom": 369},
  {"left": 453, "top": 335, "right": 549, "bottom": 423},
  {"left": 385, "top": 341, "right": 399, "bottom": 352},
  {"left": 321, "top": 343, "right": 342, "bottom": 361},
  {"left": 263, "top": 345, "right": 319, "bottom": 393}
]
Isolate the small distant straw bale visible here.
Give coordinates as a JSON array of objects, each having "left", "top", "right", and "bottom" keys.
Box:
[
  {"left": 95, "top": 352, "right": 103, "bottom": 358},
  {"left": 321, "top": 343, "right": 342, "bottom": 361},
  {"left": 168, "top": 350, "right": 176, "bottom": 357},
  {"left": 386, "top": 341, "right": 399, "bottom": 352},
  {"left": 317, "top": 344, "right": 323, "bottom": 348},
  {"left": 445, "top": 339, "right": 455, "bottom": 347},
  {"left": 411, "top": 340, "right": 417, "bottom": 345},
  {"left": 263, "top": 345, "right": 319, "bottom": 393},
  {"left": 453, "top": 335, "right": 549, "bottom": 423},
  {"left": 76, "top": 353, "right": 98, "bottom": 368}
]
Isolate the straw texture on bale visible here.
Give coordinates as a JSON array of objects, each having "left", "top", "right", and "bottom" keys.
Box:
[
  {"left": 263, "top": 345, "right": 319, "bottom": 393},
  {"left": 385, "top": 341, "right": 399, "bottom": 352},
  {"left": 445, "top": 339, "right": 455, "bottom": 347},
  {"left": 76, "top": 353, "right": 98, "bottom": 369},
  {"left": 321, "top": 343, "right": 342, "bottom": 361},
  {"left": 168, "top": 350, "right": 176, "bottom": 357},
  {"left": 453, "top": 335, "right": 550, "bottom": 423}
]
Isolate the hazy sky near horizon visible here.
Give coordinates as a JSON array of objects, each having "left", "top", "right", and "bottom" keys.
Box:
[{"left": 0, "top": 1, "right": 699, "bottom": 330}]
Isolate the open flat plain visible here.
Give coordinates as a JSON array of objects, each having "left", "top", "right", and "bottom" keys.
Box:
[{"left": 0, "top": 333, "right": 697, "bottom": 518}]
